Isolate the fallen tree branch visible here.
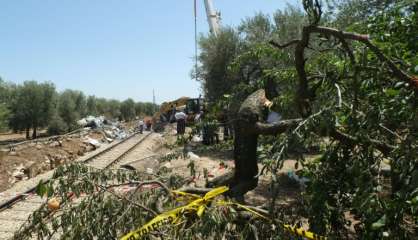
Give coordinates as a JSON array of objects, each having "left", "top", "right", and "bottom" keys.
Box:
[
  {"left": 329, "top": 128, "right": 396, "bottom": 155},
  {"left": 269, "top": 39, "right": 300, "bottom": 49},
  {"left": 176, "top": 187, "right": 214, "bottom": 195},
  {"left": 254, "top": 118, "right": 303, "bottom": 135}
]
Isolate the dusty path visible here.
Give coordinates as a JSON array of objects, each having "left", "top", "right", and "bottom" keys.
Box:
[{"left": 0, "top": 131, "right": 161, "bottom": 240}]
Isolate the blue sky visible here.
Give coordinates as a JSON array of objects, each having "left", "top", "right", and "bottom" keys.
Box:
[{"left": 0, "top": 0, "right": 299, "bottom": 103}]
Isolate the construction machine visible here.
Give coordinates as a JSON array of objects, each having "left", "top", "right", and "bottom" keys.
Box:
[
  {"left": 203, "top": 0, "right": 221, "bottom": 36},
  {"left": 152, "top": 97, "right": 205, "bottom": 131}
]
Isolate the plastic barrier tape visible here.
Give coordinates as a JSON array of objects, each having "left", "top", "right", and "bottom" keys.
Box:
[
  {"left": 120, "top": 186, "right": 327, "bottom": 240},
  {"left": 120, "top": 186, "right": 228, "bottom": 240},
  {"left": 283, "top": 224, "right": 327, "bottom": 240},
  {"left": 217, "top": 201, "right": 326, "bottom": 240}
]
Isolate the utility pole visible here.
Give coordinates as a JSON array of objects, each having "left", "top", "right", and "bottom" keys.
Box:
[{"left": 152, "top": 89, "right": 156, "bottom": 113}]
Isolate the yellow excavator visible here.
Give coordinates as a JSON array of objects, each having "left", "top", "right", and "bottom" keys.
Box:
[{"left": 152, "top": 97, "right": 204, "bottom": 131}]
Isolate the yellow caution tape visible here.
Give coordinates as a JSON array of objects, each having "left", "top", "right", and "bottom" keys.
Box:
[
  {"left": 283, "top": 224, "right": 327, "bottom": 240},
  {"left": 120, "top": 186, "right": 228, "bottom": 240},
  {"left": 171, "top": 190, "right": 200, "bottom": 199},
  {"left": 120, "top": 185, "right": 327, "bottom": 240},
  {"left": 217, "top": 201, "right": 326, "bottom": 240}
]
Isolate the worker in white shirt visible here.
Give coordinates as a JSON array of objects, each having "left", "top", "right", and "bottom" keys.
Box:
[
  {"left": 174, "top": 111, "right": 187, "bottom": 135},
  {"left": 138, "top": 120, "right": 144, "bottom": 134}
]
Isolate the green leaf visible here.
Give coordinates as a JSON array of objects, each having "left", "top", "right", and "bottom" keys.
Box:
[
  {"left": 384, "top": 88, "right": 399, "bottom": 97},
  {"left": 35, "top": 181, "right": 47, "bottom": 197},
  {"left": 411, "top": 196, "right": 418, "bottom": 205},
  {"left": 371, "top": 215, "right": 387, "bottom": 230}
]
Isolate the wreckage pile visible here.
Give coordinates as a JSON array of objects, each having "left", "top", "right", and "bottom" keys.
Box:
[{"left": 77, "top": 115, "right": 132, "bottom": 142}]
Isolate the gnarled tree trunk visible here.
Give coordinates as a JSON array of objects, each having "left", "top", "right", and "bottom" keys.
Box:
[{"left": 208, "top": 89, "right": 302, "bottom": 199}]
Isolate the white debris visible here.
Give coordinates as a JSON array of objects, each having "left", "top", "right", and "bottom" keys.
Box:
[
  {"left": 77, "top": 115, "right": 105, "bottom": 128},
  {"left": 187, "top": 151, "right": 200, "bottom": 160},
  {"left": 83, "top": 137, "right": 101, "bottom": 148},
  {"left": 77, "top": 118, "right": 88, "bottom": 126},
  {"left": 146, "top": 168, "right": 154, "bottom": 174},
  {"left": 287, "top": 170, "right": 310, "bottom": 187},
  {"left": 163, "top": 162, "right": 172, "bottom": 168},
  {"left": 192, "top": 135, "right": 202, "bottom": 142},
  {"left": 267, "top": 111, "right": 281, "bottom": 123},
  {"left": 12, "top": 164, "right": 26, "bottom": 180}
]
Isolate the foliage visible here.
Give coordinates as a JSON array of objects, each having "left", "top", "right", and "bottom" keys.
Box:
[
  {"left": 196, "top": 27, "right": 242, "bottom": 104},
  {"left": 14, "top": 163, "right": 281, "bottom": 240},
  {"left": 120, "top": 98, "right": 136, "bottom": 121},
  {"left": 7, "top": 0, "right": 418, "bottom": 239},
  {"left": 47, "top": 114, "right": 68, "bottom": 135},
  {"left": 0, "top": 103, "right": 10, "bottom": 131},
  {"left": 57, "top": 90, "right": 80, "bottom": 132},
  {"left": 0, "top": 78, "right": 158, "bottom": 135},
  {"left": 86, "top": 95, "right": 98, "bottom": 116},
  {"left": 8, "top": 81, "right": 56, "bottom": 138},
  {"left": 196, "top": 0, "right": 418, "bottom": 238}
]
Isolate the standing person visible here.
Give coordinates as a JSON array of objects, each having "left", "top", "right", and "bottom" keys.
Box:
[
  {"left": 145, "top": 118, "right": 152, "bottom": 131},
  {"left": 175, "top": 111, "right": 187, "bottom": 135},
  {"left": 138, "top": 119, "right": 144, "bottom": 134},
  {"left": 170, "top": 104, "right": 177, "bottom": 123}
]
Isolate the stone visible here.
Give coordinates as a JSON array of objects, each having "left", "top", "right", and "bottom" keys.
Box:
[{"left": 9, "top": 151, "right": 17, "bottom": 156}]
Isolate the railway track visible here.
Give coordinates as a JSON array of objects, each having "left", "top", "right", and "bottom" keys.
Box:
[{"left": 0, "top": 131, "right": 155, "bottom": 240}]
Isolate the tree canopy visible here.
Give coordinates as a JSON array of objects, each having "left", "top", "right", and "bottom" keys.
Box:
[{"left": 0, "top": 79, "right": 159, "bottom": 138}]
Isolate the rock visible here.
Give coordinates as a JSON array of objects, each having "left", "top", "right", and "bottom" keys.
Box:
[
  {"left": 83, "top": 137, "right": 101, "bottom": 148},
  {"left": 66, "top": 150, "right": 73, "bottom": 154},
  {"left": 9, "top": 151, "right": 17, "bottom": 156},
  {"left": 12, "top": 170, "right": 25, "bottom": 180},
  {"left": 36, "top": 144, "right": 43, "bottom": 150},
  {"left": 49, "top": 141, "right": 60, "bottom": 147},
  {"left": 104, "top": 130, "right": 114, "bottom": 138},
  {"left": 77, "top": 149, "right": 85, "bottom": 156},
  {"left": 8, "top": 177, "right": 16, "bottom": 184},
  {"left": 12, "top": 164, "right": 26, "bottom": 180}
]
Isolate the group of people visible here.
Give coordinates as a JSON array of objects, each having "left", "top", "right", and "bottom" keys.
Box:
[{"left": 137, "top": 118, "right": 151, "bottom": 134}]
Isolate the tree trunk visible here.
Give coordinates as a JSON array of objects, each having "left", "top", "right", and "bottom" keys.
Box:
[
  {"left": 32, "top": 126, "right": 37, "bottom": 139},
  {"left": 25, "top": 127, "right": 30, "bottom": 139},
  {"left": 229, "top": 119, "right": 259, "bottom": 197},
  {"left": 207, "top": 89, "right": 302, "bottom": 198}
]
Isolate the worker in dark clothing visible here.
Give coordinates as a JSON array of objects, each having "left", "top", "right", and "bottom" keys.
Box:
[
  {"left": 175, "top": 111, "right": 187, "bottom": 135},
  {"left": 170, "top": 104, "right": 177, "bottom": 123}
]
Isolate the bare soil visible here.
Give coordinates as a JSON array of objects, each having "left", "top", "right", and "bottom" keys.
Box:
[
  {"left": 160, "top": 124, "right": 305, "bottom": 208},
  {"left": 0, "top": 131, "right": 105, "bottom": 192},
  {"left": 0, "top": 130, "right": 48, "bottom": 144}
]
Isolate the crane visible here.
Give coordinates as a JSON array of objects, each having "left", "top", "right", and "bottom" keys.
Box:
[{"left": 203, "top": 0, "right": 221, "bottom": 36}]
